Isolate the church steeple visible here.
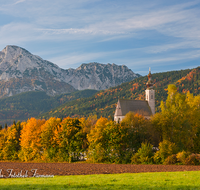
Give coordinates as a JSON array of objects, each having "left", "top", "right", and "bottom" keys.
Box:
[
  {"left": 146, "top": 67, "right": 153, "bottom": 89},
  {"left": 145, "top": 68, "right": 155, "bottom": 115}
]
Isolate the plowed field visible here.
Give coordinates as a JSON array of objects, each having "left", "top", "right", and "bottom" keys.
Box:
[{"left": 0, "top": 162, "right": 200, "bottom": 176}]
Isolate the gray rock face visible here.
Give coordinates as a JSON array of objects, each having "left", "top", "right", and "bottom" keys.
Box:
[
  {"left": 0, "top": 45, "right": 140, "bottom": 98},
  {"left": 66, "top": 62, "right": 140, "bottom": 90}
]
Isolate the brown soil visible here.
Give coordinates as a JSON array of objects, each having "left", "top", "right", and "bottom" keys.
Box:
[{"left": 0, "top": 162, "right": 200, "bottom": 176}]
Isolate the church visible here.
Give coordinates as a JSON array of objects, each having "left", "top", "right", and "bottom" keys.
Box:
[{"left": 114, "top": 68, "right": 155, "bottom": 123}]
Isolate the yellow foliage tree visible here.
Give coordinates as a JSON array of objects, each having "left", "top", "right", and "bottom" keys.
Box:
[
  {"left": 152, "top": 84, "right": 200, "bottom": 152},
  {"left": 0, "top": 122, "right": 22, "bottom": 160},
  {"left": 87, "top": 117, "right": 109, "bottom": 162},
  {"left": 41, "top": 117, "right": 62, "bottom": 161}
]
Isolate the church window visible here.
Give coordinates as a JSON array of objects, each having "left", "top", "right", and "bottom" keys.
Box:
[{"left": 151, "top": 94, "right": 153, "bottom": 99}]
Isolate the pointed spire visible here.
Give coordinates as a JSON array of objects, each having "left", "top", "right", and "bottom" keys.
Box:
[{"left": 146, "top": 68, "right": 153, "bottom": 89}]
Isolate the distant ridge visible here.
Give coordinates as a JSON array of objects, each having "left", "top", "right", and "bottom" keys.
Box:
[{"left": 65, "top": 62, "right": 140, "bottom": 90}]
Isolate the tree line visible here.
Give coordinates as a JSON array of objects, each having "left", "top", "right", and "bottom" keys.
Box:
[{"left": 0, "top": 84, "right": 200, "bottom": 165}]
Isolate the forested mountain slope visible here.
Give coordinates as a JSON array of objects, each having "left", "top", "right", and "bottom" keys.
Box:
[
  {"left": 0, "top": 89, "right": 97, "bottom": 125},
  {"left": 39, "top": 67, "right": 200, "bottom": 119}
]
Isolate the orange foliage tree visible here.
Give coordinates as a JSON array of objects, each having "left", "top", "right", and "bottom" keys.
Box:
[{"left": 19, "top": 118, "right": 46, "bottom": 161}]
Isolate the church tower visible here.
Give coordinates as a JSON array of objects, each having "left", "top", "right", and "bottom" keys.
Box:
[{"left": 145, "top": 68, "right": 155, "bottom": 115}]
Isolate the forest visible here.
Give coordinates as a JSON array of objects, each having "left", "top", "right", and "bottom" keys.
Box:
[
  {"left": 0, "top": 89, "right": 98, "bottom": 126},
  {"left": 0, "top": 84, "right": 200, "bottom": 165}
]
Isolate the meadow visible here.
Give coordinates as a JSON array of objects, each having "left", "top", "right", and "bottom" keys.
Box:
[{"left": 0, "top": 171, "right": 200, "bottom": 190}]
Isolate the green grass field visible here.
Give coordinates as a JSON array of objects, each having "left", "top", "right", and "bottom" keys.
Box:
[{"left": 0, "top": 171, "right": 200, "bottom": 190}]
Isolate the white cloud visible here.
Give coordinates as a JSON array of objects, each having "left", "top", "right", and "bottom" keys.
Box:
[{"left": 14, "top": 0, "right": 27, "bottom": 5}]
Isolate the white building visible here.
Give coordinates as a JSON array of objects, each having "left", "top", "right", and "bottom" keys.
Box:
[{"left": 114, "top": 68, "right": 155, "bottom": 123}]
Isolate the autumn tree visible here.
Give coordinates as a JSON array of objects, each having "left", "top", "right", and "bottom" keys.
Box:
[
  {"left": 0, "top": 122, "right": 22, "bottom": 160},
  {"left": 152, "top": 84, "right": 200, "bottom": 152},
  {"left": 87, "top": 114, "right": 150, "bottom": 164},
  {"left": 87, "top": 117, "right": 109, "bottom": 162},
  {"left": 0, "top": 128, "right": 6, "bottom": 160},
  {"left": 121, "top": 112, "right": 151, "bottom": 152},
  {"left": 101, "top": 121, "right": 133, "bottom": 163},
  {"left": 41, "top": 117, "right": 62, "bottom": 161},
  {"left": 78, "top": 115, "right": 97, "bottom": 154},
  {"left": 19, "top": 118, "right": 46, "bottom": 161},
  {"left": 59, "top": 117, "right": 85, "bottom": 162},
  {"left": 185, "top": 91, "right": 200, "bottom": 152}
]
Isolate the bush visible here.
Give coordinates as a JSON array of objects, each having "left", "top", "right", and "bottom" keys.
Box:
[
  {"left": 176, "top": 151, "right": 190, "bottom": 165},
  {"left": 185, "top": 154, "right": 200, "bottom": 165},
  {"left": 131, "top": 153, "right": 140, "bottom": 164},
  {"left": 153, "top": 140, "right": 178, "bottom": 164},
  {"left": 131, "top": 142, "right": 154, "bottom": 164},
  {"left": 164, "top": 154, "right": 177, "bottom": 165}
]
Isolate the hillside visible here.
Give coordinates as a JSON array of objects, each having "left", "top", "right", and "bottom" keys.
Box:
[
  {"left": 0, "top": 89, "right": 97, "bottom": 126},
  {"left": 39, "top": 67, "right": 200, "bottom": 119}
]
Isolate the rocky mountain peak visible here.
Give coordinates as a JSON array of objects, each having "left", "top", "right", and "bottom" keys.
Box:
[
  {"left": 65, "top": 62, "right": 140, "bottom": 90},
  {"left": 0, "top": 45, "right": 140, "bottom": 98}
]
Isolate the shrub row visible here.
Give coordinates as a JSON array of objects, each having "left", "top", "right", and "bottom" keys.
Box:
[{"left": 131, "top": 141, "right": 200, "bottom": 165}]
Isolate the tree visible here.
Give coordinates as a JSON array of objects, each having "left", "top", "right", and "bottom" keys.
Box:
[
  {"left": 41, "top": 117, "right": 62, "bottom": 161},
  {"left": 19, "top": 118, "right": 46, "bottom": 161},
  {"left": 152, "top": 84, "right": 200, "bottom": 152},
  {"left": 59, "top": 117, "right": 85, "bottom": 162},
  {"left": 102, "top": 121, "right": 133, "bottom": 163},
  {"left": 0, "top": 122, "right": 22, "bottom": 160},
  {"left": 87, "top": 114, "right": 151, "bottom": 164},
  {"left": 153, "top": 140, "right": 177, "bottom": 164},
  {"left": 0, "top": 128, "right": 6, "bottom": 159},
  {"left": 121, "top": 112, "right": 151, "bottom": 152},
  {"left": 131, "top": 142, "right": 154, "bottom": 164},
  {"left": 185, "top": 92, "right": 200, "bottom": 152},
  {"left": 87, "top": 117, "right": 109, "bottom": 163}
]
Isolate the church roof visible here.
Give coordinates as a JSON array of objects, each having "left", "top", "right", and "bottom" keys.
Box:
[{"left": 114, "top": 99, "right": 152, "bottom": 117}]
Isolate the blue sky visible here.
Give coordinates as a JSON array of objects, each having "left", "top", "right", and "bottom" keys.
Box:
[{"left": 0, "top": 0, "right": 200, "bottom": 75}]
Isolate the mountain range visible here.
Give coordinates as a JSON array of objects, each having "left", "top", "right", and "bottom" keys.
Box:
[{"left": 0, "top": 45, "right": 140, "bottom": 98}]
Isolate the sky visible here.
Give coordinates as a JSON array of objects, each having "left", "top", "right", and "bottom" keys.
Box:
[{"left": 0, "top": 0, "right": 200, "bottom": 75}]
